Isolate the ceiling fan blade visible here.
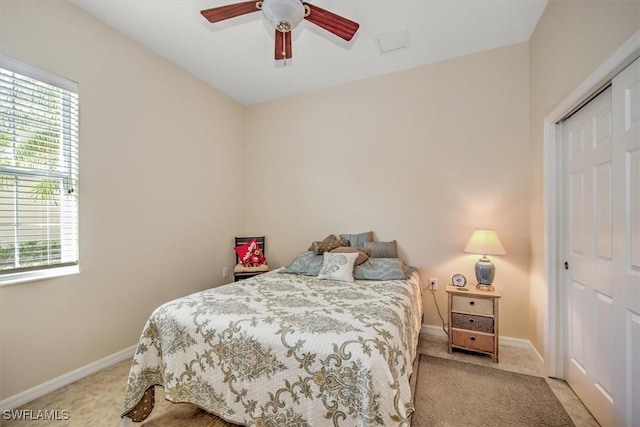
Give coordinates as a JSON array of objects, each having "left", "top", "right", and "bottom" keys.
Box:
[
  {"left": 303, "top": 3, "right": 359, "bottom": 41},
  {"left": 201, "top": 1, "right": 260, "bottom": 23},
  {"left": 275, "top": 30, "right": 292, "bottom": 60}
]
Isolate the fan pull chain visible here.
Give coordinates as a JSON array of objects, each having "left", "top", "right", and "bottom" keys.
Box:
[{"left": 282, "top": 32, "right": 287, "bottom": 66}]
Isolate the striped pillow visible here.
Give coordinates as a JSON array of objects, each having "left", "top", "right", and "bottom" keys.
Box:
[{"left": 365, "top": 240, "right": 398, "bottom": 258}]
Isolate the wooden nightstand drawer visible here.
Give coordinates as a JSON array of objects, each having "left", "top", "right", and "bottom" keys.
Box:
[
  {"left": 451, "top": 312, "right": 494, "bottom": 333},
  {"left": 451, "top": 329, "right": 494, "bottom": 353},
  {"left": 451, "top": 295, "right": 494, "bottom": 316}
]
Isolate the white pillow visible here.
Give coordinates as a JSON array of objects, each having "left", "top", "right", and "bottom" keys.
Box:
[{"left": 317, "top": 252, "right": 359, "bottom": 282}]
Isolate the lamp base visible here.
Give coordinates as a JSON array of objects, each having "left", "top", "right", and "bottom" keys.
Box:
[
  {"left": 475, "top": 256, "right": 495, "bottom": 287},
  {"left": 475, "top": 283, "right": 494, "bottom": 291}
]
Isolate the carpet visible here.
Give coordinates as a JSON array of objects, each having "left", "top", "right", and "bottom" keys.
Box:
[{"left": 412, "top": 354, "right": 575, "bottom": 427}]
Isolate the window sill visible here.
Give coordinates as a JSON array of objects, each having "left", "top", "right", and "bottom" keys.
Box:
[{"left": 0, "top": 265, "right": 80, "bottom": 287}]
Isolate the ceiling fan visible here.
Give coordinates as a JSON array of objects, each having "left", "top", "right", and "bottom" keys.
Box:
[{"left": 200, "top": 0, "right": 360, "bottom": 60}]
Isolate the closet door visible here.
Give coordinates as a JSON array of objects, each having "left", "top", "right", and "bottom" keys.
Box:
[
  {"left": 563, "top": 86, "right": 615, "bottom": 427},
  {"left": 563, "top": 57, "right": 640, "bottom": 427},
  {"left": 611, "top": 57, "right": 640, "bottom": 427}
]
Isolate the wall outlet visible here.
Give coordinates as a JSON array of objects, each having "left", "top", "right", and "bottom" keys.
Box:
[
  {"left": 428, "top": 278, "right": 438, "bottom": 291},
  {"left": 222, "top": 267, "right": 229, "bottom": 279}
]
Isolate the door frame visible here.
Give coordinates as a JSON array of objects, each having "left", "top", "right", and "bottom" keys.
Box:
[{"left": 543, "top": 30, "right": 640, "bottom": 379}]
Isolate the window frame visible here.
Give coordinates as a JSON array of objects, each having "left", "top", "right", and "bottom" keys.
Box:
[{"left": 0, "top": 55, "right": 79, "bottom": 286}]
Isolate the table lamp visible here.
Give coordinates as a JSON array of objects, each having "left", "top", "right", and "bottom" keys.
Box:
[{"left": 464, "top": 229, "right": 506, "bottom": 291}]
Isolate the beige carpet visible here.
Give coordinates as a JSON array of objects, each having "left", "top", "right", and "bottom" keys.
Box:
[{"left": 413, "top": 354, "right": 576, "bottom": 427}]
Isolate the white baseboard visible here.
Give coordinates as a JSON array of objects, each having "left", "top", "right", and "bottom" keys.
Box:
[
  {"left": 420, "top": 323, "right": 544, "bottom": 371},
  {"left": 0, "top": 345, "right": 137, "bottom": 412}
]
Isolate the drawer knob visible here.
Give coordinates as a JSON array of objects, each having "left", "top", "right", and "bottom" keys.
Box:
[
  {"left": 470, "top": 336, "right": 477, "bottom": 341},
  {"left": 469, "top": 301, "right": 475, "bottom": 306},
  {"left": 468, "top": 318, "right": 475, "bottom": 323}
]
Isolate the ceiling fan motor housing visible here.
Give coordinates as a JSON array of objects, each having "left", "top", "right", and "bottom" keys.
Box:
[{"left": 261, "top": 0, "right": 305, "bottom": 32}]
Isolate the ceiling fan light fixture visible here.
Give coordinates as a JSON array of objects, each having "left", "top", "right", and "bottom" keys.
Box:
[{"left": 261, "top": 0, "right": 305, "bottom": 32}]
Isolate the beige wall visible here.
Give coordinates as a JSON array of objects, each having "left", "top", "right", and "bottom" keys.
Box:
[
  {"left": 244, "top": 42, "right": 532, "bottom": 339},
  {"left": 0, "top": 0, "right": 245, "bottom": 399},
  {"left": 528, "top": 0, "right": 640, "bottom": 355}
]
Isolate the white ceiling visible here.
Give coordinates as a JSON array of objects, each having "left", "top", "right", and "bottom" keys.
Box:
[{"left": 70, "top": 0, "right": 548, "bottom": 105}]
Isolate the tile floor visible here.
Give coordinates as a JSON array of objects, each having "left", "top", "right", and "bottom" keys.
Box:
[{"left": 1, "top": 334, "right": 599, "bottom": 427}]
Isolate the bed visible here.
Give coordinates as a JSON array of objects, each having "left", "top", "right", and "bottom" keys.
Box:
[{"left": 121, "top": 255, "right": 423, "bottom": 426}]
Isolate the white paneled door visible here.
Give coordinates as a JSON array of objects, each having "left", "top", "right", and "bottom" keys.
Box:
[
  {"left": 611, "top": 57, "right": 640, "bottom": 427},
  {"left": 564, "top": 85, "right": 615, "bottom": 427},
  {"left": 563, "top": 58, "right": 640, "bottom": 427}
]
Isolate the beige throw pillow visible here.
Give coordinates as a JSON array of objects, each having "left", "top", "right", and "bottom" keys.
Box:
[
  {"left": 329, "top": 246, "right": 371, "bottom": 265},
  {"left": 308, "top": 234, "right": 349, "bottom": 254}
]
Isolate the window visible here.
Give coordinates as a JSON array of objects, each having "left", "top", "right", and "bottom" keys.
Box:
[{"left": 0, "top": 56, "right": 79, "bottom": 285}]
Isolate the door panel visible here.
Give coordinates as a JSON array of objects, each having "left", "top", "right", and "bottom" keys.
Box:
[
  {"left": 628, "top": 312, "right": 640, "bottom": 425},
  {"left": 594, "top": 291, "right": 613, "bottom": 402},
  {"left": 628, "top": 148, "right": 640, "bottom": 270},
  {"left": 611, "top": 58, "right": 640, "bottom": 427},
  {"left": 568, "top": 280, "right": 587, "bottom": 373},
  {"left": 564, "top": 86, "right": 615, "bottom": 427},
  {"left": 570, "top": 172, "right": 586, "bottom": 255},
  {"left": 594, "top": 162, "right": 612, "bottom": 259}
]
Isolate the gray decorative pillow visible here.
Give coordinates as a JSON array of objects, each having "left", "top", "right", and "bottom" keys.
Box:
[
  {"left": 353, "top": 258, "right": 415, "bottom": 280},
  {"left": 280, "top": 251, "right": 324, "bottom": 276},
  {"left": 318, "top": 252, "right": 359, "bottom": 282},
  {"left": 339, "top": 231, "right": 373, "bottom": 247},
  {"left": 364, "top": 240, "right": 398, "bottom": 258},
  {"left": 330, "top": 246, "right": 371, "bottom": 265},
  {"left": 308, "top": 234, "right": 349, "bottom": 254}
]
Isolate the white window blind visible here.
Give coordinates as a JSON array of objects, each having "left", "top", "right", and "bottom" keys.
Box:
[{"left": 0, "top": 55, "right": 79, "bottom": 281}]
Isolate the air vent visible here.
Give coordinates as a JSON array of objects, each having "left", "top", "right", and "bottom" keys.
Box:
[{"left": 375, "top": 29, "right": 409, "bottom": 54}]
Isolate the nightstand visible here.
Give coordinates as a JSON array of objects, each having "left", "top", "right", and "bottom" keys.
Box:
[{"left": 447, "top": 285, "right": 500, "bottom": 362}]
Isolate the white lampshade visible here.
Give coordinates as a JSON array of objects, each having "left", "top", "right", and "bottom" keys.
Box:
[
  {"left": 464, "top": 229, "right": 506, "bottom": 256},
  {"left": 262, "top": 0, "right": 305, "bottom": 32}
]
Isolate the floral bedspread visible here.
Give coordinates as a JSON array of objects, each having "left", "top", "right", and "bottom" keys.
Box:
[{"left": 122, "top": 269, "right": 423, "bottom": 426}]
